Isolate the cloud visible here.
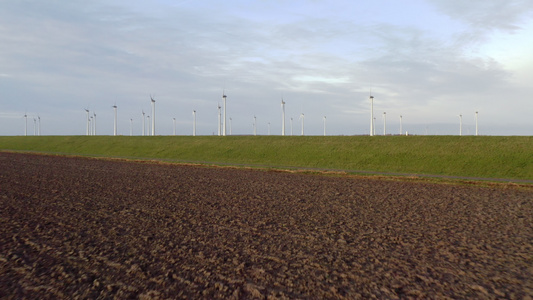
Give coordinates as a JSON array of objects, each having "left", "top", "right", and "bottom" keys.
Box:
[{"left": 427, "top": 0, "right": 533, "bottom": 32}]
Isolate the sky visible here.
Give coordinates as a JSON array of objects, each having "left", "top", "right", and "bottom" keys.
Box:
[{"left": 1, "top": 0, "right": 533, "bottom": 136}]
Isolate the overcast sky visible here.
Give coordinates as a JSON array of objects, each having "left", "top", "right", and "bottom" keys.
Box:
[{"left": 1, "top": 0, "right": 532, "bottom": 136}]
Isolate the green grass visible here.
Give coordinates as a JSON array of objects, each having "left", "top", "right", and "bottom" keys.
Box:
[{"left": 1, "top": 135, "right": 532, "bottom": 181}]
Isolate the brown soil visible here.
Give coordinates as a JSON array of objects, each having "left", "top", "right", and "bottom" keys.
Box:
[{"left": 1, "top": 152, "right": 532, "bottom": 299}]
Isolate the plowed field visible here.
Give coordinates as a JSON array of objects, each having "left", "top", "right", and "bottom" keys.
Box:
[{"left": 1, "top": 152, "right": 532, "bottom": 299}]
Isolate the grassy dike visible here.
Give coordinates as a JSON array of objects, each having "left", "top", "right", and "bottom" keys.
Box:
[{"left": 1, "top": 135, "right": 532, "bottom": 181}]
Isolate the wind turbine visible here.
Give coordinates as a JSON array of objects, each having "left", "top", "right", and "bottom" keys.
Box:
[
  {"left": 222, "top": 91, "right": 227, "bottom": 136},
  {"left": 399, "top": 115, "right": 403, "bottom": 135},
  {"left": 112, "top": 104, "right": 117, "bottom": 136},
  {"left": 24, "top": 112, "right": 28, "bottom": 136},
  {"left": 85, "top": 109, "right": 90, "bottom": 136},
  {"left": 475, "top": 111, "right": 479, "bottom": 136},
  {"left": 323, "top": 116, "right": 326, "bottom": 136},
  {"left": 130, "top": 118, "right": 133, "bottom": 136},
  {"left": 253, "top": 115, "right": 257, "bottom": 136},
  {"left": 290, "top": 117, "right": 293, "bottom": 136},
  {"left": 151, "top": 96, "right": 156, "bottom": 136},
  {"left": 192, "top": 110, "right": 196, "bottom": 136},
  {"left": 90, "top": 116, "right": 93, "bottom": 135},
  {"left": 281, "top": 98, "right": 286, "bottom": 136},
  {"left": 38, "top": 116, "right": 41, "bottom": 136},
  {"left": 383, "top": 112, "right": 386, "bottom": 135},
  {"left": 458, "top": 114, "right": 462, "bottom": 136},
  {"left": 147, "top": 115, "right": 150, "bottom": 136},
  {"left": 93, "top": 112, "right": 96, "bottom": 136},
  {"left": 369, "top": 91, "right": 374, "bottom": 136},
  {"left": 217, "top": 103, "right": 221, "bottom": 136},
  {"left": 142, "top": 110, "right": 146, "bottom": 136},
  {"left": 173, "top": 118, "right": 176, "bottom": 136},
  {"left": 268, "top": 122, "right": 271, "bottom": 135},
  {"left": 33, "top": 117, "right": 37, "bottom": 136},
  {"left": 229, "top": 117, "right": 232, "bottom": 135},
  {"left": 299, "top": 113, "right": 305, "bottom": 136}
]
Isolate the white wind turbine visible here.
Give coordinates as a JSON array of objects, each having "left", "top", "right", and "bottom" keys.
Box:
[
  {"left": 173, "top": 118, "right": 176, "bottom": 136},
  {"left": 112, "top": 104, "right": 117, "bottom": 136},
  {"left": 93, "top": 112, "right": 96, "bottom": 136},
  {"left": 142, "top": 110, "right": 146, "bottom": 136},
  {"left": 458, "top": 114, "right": 462, "bottom": 136},
  {"left": 85, "top": 108, "right": 90, "bottom": 136},
  {"left": 281, "top": 98, "right": 286, "bottom": 136},
  {"left": 90, "top": 116, "right": 93, "bottom": 135},
  {"left": 24, "top": 111, "right": 28, "bottom": 136},
  {"left": 33, "top": 117, "right": 37, "bottom": 136},
  {"left": 323, "top": 116, "right": 326, "bottom": 136},
  {"left": 222, "top": 91, "right": 227, "bottom": 136},
  {"left": 253, "top": 115, "right": 257, "bottom": 136},
  {"left": 147, "top": 115, "right": 150, "bottom": 136},
  {"left": 383, "top": 112, "right": 386, "bottom": 135},
  {"left": 268, "top": 122, "right": 271, "bottom": 135},
  {"left": 299, "top": 113, "right": 305, "bottom": 136},
  {"left": 475, "top": 111, "right": 479, "bottom": 136},
  {"left": 290, "top": 117, "right": 293, "bottom": 136},
  {"left": 399, "top": 115, "right": 403, "bottom": 135},
  {"left": 229, "top": 117, "right": 232, "bottom": 135},
  {"left": 38, "top": 116, "right": 41, "bottom": 136},
  {"left": 192, "top": 110, "right": 197, "bottom": 136},
  {"left": 217, "top": 103, "right": 221, "bottom": 136},
  {"left": 130, "top": 118, "right": 133, "bottom": 136},
  {"left": 369, "top": 91, "right": 374, "bottom": 136},
  {"left": 151, "top": 96, "right": 156, "bottom": 136}
]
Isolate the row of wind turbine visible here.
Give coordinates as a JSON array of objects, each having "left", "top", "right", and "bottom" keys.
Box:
[{"left": 370, "top": 92, "right": 479, "bottom": 136}]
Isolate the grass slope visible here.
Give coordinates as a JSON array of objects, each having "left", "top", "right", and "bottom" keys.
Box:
[{"left": 1, "top": 135, "right": 532, "bottom": 180}]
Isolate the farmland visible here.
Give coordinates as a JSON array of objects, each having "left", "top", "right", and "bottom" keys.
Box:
[
  {"left": 1, "top": 152, "right": 532, "bottom": 298},
  {"left": 1, "top": 135, "right": 532, "bottom": 181}
]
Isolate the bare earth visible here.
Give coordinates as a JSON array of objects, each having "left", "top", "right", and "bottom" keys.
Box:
[{"left": 1, "top": 152, "right": 532, "bottom": 299}]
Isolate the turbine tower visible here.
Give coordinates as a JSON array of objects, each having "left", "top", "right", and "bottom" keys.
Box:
[
  {"left": 151, "top": 96, "right": 156, "bottom": 136},
  {"left": 369, "top": 92, "right": 374, "bottom": 136},
  {"left": 112, "top": 104, "right": 117, "bottom": 136},
  {"left": 24, "top": 112, "right": 28, "bottom": 136},
  {"left": 253, "top": 115, "right": 257, "bottom": 136},
  {"left": 222, "top": 91, "right": 227, "bottom": 136},
  {"left": 475, "top": 111, "right": 479, "bottom": 136},
  {"left": 217, "top": 103, "right": 221, "bottom": 136},
  {"left": 38, "top": 116, "right": 41, "bottom": 136},
  {"left": 192, "top": 110, "right": 196, "bottom": 136},
  {"left": 147, "top": 115, "right": 150, "bottom": 135},
  {"left": 290, "top": 117, "right": 293, "bottom": 136},
  {"left": 268, "top": 122, "right": 271, "bottom": 135},
  {"left": 85, "top": 109, "right": 90, "bottom": 136},
  {"left": 229, "top": 117, "right": 232, "bottom": 135},
  {"left": 459, "top": 114, "right": 463, "bottom": 136},
  {"left": 299, "top": 113, "right": 305, "bottom": 136},
  {"left": 33, "top": 117, "right": 37, "bottom": 136},
  {"left": 173, "top": 118, "right": 176, "bottom": 136},
  {"left": 383, "top": 112, "right": 386, "bottom": 135},
  {"left": 142, "top": 110, "right": 146, "bottom": 136},
  {"left": 399, "top": 115, "right": 403, "bottom": 135},
  {"left": 323, "top": 116, "right": 326, "bottom": 136},
  {"left": 130, "top": 118, "right": 133, "bottom": 136},
  {"left": 93, "top": 113, "right": 96, "bottom": 136},
  {"left": 281, "top": 98, "right": 286, "bottom": 136}
]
